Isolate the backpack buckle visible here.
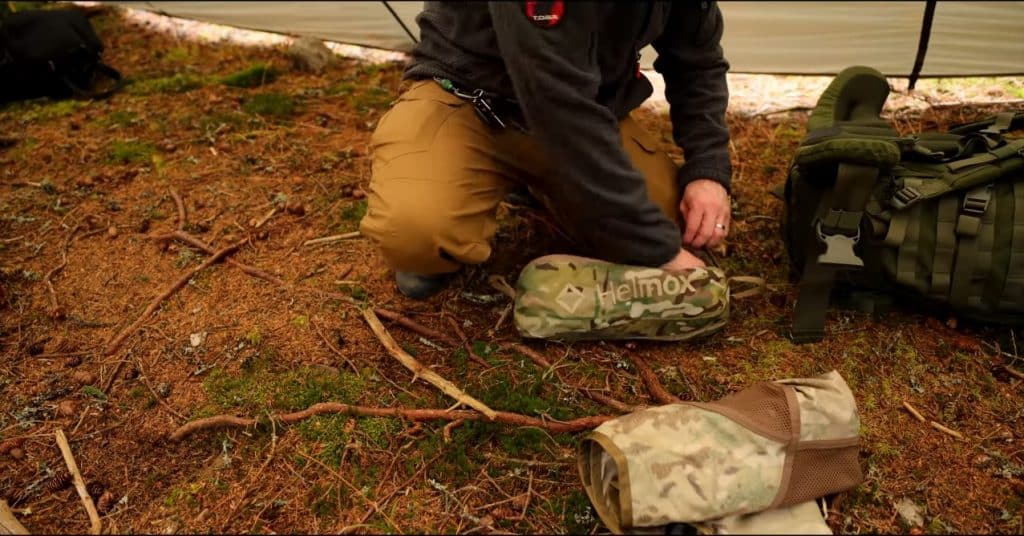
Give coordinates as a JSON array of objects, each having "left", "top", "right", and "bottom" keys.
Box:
[
  {"left": 962, "top": 190, "right": 990, "bottom": 216},
  {"left": 815, "top": 221, "right": 865, "bottom": 268},
  {"left": 890, "top": 186, "right": 920, "bottom": 209}
]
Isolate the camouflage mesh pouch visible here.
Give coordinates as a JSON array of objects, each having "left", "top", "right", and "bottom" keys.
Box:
[
  {"left": 577, "top": 370, "right": 861, "bottom": 534},
  {"left": 513, "top": 254, "right": 731, "bottom": 341}
]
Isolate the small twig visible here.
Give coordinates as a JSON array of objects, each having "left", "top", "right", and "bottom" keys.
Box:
[
  {"left": 627, "top": 354, "right": 682, "bottom": 404},
  {"left": 154, "top": 230, "right": 288, "bottom": 287},
  {"left": 54, "top": 429, "right": 101, "bottom": 535},
  {"left": 302, "top": 232, "right": 361, "bottom": 247},
  {"left": 134, "top": 356, "right": 186, "bottom": 422},
  {"left": 491, "top": 303, "right": 513, "bottom": 335},
  {"left": 902, "top": 401, "right": 926, "bottom": 422},
  {"left": 373, "top": 308, "right": 457, "bottom": 347},
  {"left": 442, "top": 418, "right": 465, "bottom": 443},
  {"left": 363, "top": 308, "right": 497, "bottom": 420},
  {"left": 253, "top": 207, "right": 277, "bottom": 229},
  {"left": 313, "top": 323, "right": 358, "bottom": 374},
  {"left": 930, "top": 421, "right": 966, "bottom": 441},
  {"left": 446, "top": 317, "right": 490, "bottom": 368},
  {"left": 103, "top": 239, "right": 245, "bottom": 355},
  {"left": 169, "top": 188, "right": 186, "bottom": 231},
  {"left": 1004, "top": 365, "right": 1024, "bottom": 381},
  {"left": 0, "top": 499, "right": 29, "bottom": 535}
]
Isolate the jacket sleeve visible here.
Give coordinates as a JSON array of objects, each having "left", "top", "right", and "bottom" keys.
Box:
[
  {"left": 488, "top": 2, "right": 679, "bottom": 268},
  {"left": 652, "top": 1, "right": 732, "bottom": 192}
]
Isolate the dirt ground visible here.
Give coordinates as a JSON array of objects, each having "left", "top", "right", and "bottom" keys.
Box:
[{"left": 1, "top": 7, "right": 1023, "bottom": 535}]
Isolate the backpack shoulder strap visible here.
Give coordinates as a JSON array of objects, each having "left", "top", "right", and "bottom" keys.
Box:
[{"left": 791, "top": 66, "right": 892, "bottom": 343}]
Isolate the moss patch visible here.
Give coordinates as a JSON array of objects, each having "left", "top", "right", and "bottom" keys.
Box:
[
  {"left": 107, "top": 140, "right": 155, "bottom": 164},
  {"left": 222, "top": 63, "right": 280, "bottom": 88},
  {"left": 242, "top": 92, "right": 297, "bottom": 117}
]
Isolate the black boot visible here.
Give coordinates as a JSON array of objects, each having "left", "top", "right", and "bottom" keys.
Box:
[{"left": 395, "top": 271, "right": 449, "bottom": 300}]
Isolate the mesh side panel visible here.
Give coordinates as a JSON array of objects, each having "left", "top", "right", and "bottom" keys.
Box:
[
  {"left": 712, "top": 383, "right": 792, "bottom": 439},
  {"left": 780, "top": 445, "right": 862, "bottom": 507}
]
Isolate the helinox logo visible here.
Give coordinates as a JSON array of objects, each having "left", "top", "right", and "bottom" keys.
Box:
[
  {"left": 596, "top": 270, "right": 700, "bottom": 308},
  {"left": 555, "top": 270, "right": 708, "bottom": 314}
]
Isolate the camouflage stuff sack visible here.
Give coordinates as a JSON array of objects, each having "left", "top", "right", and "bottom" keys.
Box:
[
  {"left": 577, "top": 370, "right": 861, "bottom": 534},
  {"left": 513, "top": 254, "right": 758, "bottom": 342}
]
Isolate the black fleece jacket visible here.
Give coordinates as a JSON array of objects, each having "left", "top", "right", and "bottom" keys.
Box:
[{"left": 405, "top": 1, "right": 731, "bottom": 267}]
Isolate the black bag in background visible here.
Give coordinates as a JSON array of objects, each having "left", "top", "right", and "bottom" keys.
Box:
[{"left": 0, "top": 8, "right": 122, "bottom": 103}]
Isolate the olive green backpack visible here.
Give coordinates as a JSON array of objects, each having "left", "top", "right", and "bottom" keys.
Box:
[{"left": 783, "top": 65, "right": 1024, "bottom": 343}]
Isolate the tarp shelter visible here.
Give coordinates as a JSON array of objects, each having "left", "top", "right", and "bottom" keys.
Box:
[{"left": 115, "top": 1, "right": 1024, "bottom": 83}]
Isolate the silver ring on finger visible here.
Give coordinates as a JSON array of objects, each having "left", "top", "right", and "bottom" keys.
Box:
[{"left": 715, "top": 223, "right": 727, "bottom": 231}]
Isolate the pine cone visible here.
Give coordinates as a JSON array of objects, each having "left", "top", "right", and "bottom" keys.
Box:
[
  {"left": 96, "top": 491, "right": 115, "bottom": 514},
  {"left": 44, "top": 471, "right": 72, "bottom": 494}
]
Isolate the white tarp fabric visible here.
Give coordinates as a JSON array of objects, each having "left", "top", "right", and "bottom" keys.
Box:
[{"left": 114, "top": 1, "right": 1024, "bottom": 76}]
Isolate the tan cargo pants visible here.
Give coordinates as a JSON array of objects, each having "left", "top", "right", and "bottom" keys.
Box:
[{"left": 360, "top": 80, "right": 681, "bottom": 275}]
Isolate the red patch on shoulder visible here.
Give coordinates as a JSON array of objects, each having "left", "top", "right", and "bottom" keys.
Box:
[{"left": 525, "top": 1, "right": 564, "bottom": 28}]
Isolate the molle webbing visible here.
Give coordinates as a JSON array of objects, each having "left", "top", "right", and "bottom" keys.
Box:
[{"left": 1000, "top": 181, "right": 1024, "bottom": 311}]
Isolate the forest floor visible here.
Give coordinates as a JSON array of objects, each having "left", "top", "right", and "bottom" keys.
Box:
[{"left": 1, "top": 5, "right": 1022, "bottom": 535}]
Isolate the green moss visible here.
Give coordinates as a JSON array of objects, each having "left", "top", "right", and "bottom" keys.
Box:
[
  {"left": 245, "top": 327, "right": 262, "bottom": 346},
  {"left": 552, "top": 491, "right": 597, "bottom": 534},
  {"left": 326, "top": 82, "right": 357, "bottom": 96},
  {"left": 81, "top": 385, "right": 107, "bottom": 401},
  {"left": 297, "top": 414, "right": 351, "bottom": 467},
  {"left": 127, "top": 74, "right": 206, "bottom": 95},
  {"left": 350, "top": 87, "right": 393, "bottom": 114},
  {"left": 101, "top": 110, "right": 139, "bottom": 128},
  {"left": 290, "top": 314, "right": 309, "bottom": 328},
  {"left": 19, "top": 99, "right": 89, "bottom": 122},
  {"left": 338, "top": 200, "right": 367, "bottom": 231},
  {"left": 107, "top": 140, "right": 155, "bottom": 164},
  {"left": 222, "top": 64, "right": 280, "bottom": 88},
  {"left": 174, "top": 247, "right": 201, "bottom": 268},
  {"left": 359, "top": 416, "right": 401, "bottom": 448},
  {"left": 242, "top": 92, "right": 297, "bottom": 117}
]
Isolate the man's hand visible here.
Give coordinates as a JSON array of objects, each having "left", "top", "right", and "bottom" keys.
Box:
[
  {"left": 660, "top": 248, "right": 705, "bottom": 271},
  {"left": 680, "top": 179, "right": 730, "bottom": 249}
]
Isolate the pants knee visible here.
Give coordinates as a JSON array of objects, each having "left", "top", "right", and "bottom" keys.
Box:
[{"left": 360, "top": 204, "right": 491, "bottom": 275}]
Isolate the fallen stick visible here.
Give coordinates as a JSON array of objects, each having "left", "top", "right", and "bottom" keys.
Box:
[
  {"left": 169, "top": 188, "right": 186, "bottom": 231},
  {"left": 103, "top": 239, "right": 245, "bottom": 355},
  {"left": 1004, "top": 365, "right": 1024, "bottom": 381},
  {"left": 154, "top": 230, "right": 288, "bottom": 287},
  {"left": 363, "top": 308, "right": 497, "bottom": 420},
  {"left": 169, "top": 403, "right": 612, "bottom": 442},
  {"left": 303, "top": 231, "right": 361, "bottom": 247},
  {"left": 902, "top": 401, "right": 926, "bottom": 422},
  {"left": 930, "top": 421, "right": 966, "bottom": 440},
  {"left": 373, "top": 307, "right": 457, "bottom": 347},
  {"left": 0, "top": 499, "right": 29, "bottom": 535},
  {"left": 54, "top": 429, "right": 101, "bottom": 535},
  {"left": 253, "top": 207, "right": 277, "bottom": 229},
  {"left": 627, "top": 354, "right": 682, "bottom": 404}
]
